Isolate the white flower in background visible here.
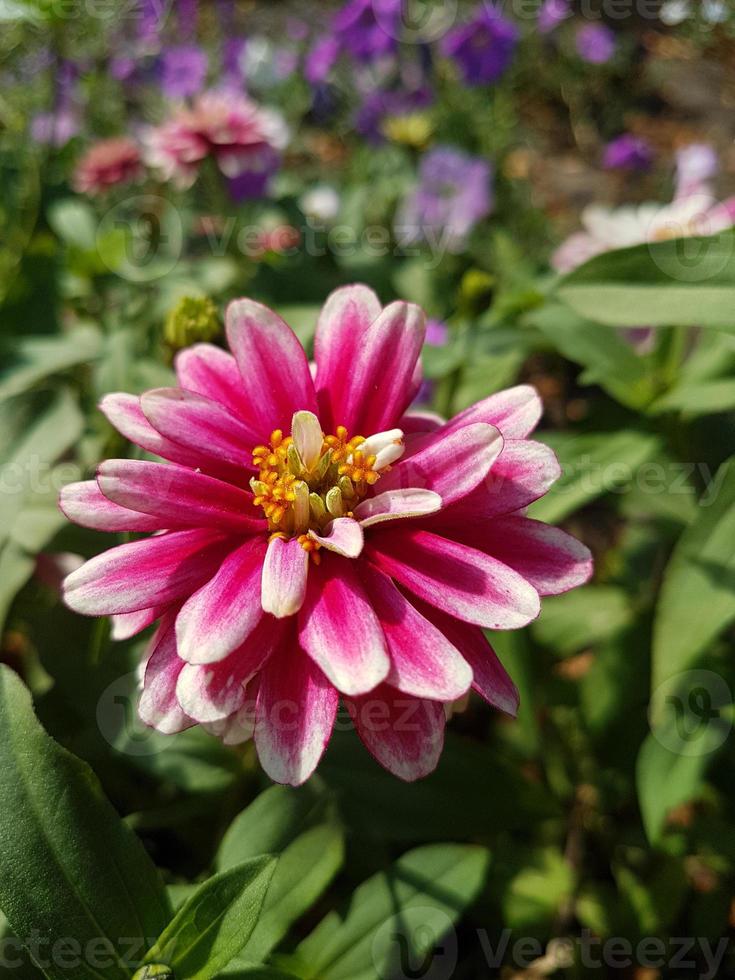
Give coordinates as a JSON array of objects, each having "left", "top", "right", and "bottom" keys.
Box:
[{"left": 299, "top": 185, "right": 341, "bottom": 224}]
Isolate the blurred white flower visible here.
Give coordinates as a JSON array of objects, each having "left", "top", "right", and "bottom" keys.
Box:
[{"left": 299, "top": 185, "right": 341, "bottom": 224}]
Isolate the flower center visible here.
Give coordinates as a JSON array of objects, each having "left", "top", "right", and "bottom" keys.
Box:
[{"left": 250, "top": 421, "right": 396, "bottom": 556}]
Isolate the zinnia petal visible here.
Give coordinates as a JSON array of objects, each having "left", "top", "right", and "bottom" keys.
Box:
[
  {"left": 298, "top": 554, "right": 390, "bottom": 695},
  {"left": 138, "top": 619, "right": 193, "bottom": 735},
  {"left": 366, "top": 528, "right": 540, "bottom": 630},
  {"left": 308, "top": 517, "right": 364, "bottom": 558},
  {"left": 175, "top": 343, "right": 250, "bottom": 418},
  {"left": 353, "top": 488, "right": 442, "bottom": 527},
  {"left": 439, "top": 384, "right": 542, "bottom": 439},
  {"left": 261, "top": 535, "right": 309, "bottom": 618},
  {"left": 59, "top": 480, "right": 166, "bottom": 533}
]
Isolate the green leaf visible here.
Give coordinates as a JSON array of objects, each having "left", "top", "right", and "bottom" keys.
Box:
[
  {"left": 293, "top": 844, "right": 489, "bottom": 980},
  {"left": 529, "top": 430, "right": 661, "bottom": 523},
  {"left": 143, "top": 857, "right": 277, "bottom": 980},
  {"left": 528, "top": 303, "right": 654, "bottom": 409},
  {"left": 652, "top": 456, "right": 735, "bottom": 690},
  {"left": 0, "top": 666, "right": 172, "bottom": 980},
  {"left": 532, "top": 585, "right": 633, "bottom": 656},
  {"left": 47, "top": 199, "right": 97, "bottom": 251},
  {"left": 502, "top": 847, "right": 574, "bottom": 932},
  {"left": 555, "top": 230, "right": 735, "bottom": 328},
  {"left": 0, "top": 326, "right": 101, "bottom": 402},
  {"left": 217, "top": 785, "right": 344, "bottom": 963},
  {"left": 650, "top": 378, "right": 735, "bottom": 416}
]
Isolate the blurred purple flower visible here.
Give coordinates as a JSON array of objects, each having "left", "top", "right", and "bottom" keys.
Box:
[
  {"left": 538, "top": 0, "right": 571, "bottom": 33},
  {"left": 425, "top": 318, "right": 448, "bottom": 346},
  {"left": 110, "top": 56, "right": 137, "bottom": 81},
  {"left": 305, "top": 37, "right": 340, "bottom": 85},
  {"left": 227, "top": 151, "right": 280, "bottom": 202},
  {"left": 332, "top": 0, "right": 401, "bottom": 63},
  {"left": 31, "top": 109, "right": 80, "bottom": 147},
  {"left": 576, "top": 23, "right": 616, "bottom": 64},
  {"left": 159, "top": 45, "right": 208, "bottom": 99},
  {"left": 603, "top": 134, "right": 654, "bottom": 171},
  {"left": 396, "top": 146, "right": 493, "bottom": 251},
  {"left": 356, "top": 86, "right": 433, "bottom": 143},
  {"left": 222, "top": 37, "right": 247, "bottom": 86},
  {"left": 675, "top": 143, "right": 718, "bottom": 198},
  {"left": 440, "top": 5, "right": 518, "bottom": 86}
]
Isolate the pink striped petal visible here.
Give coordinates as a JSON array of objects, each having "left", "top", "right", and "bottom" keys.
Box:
[
  {"left": 336, "top": 302, "right": 426, "bottom": 435},
  {"left": 377, "top": 423, "right": 503, "bottom": 507},
  {"left": 353, "top": 489, "right": 442, "bottom": 527},
  {"left": 261, "top": 535, "right": 309, "bottom": 618},
  {"left": 176, "top": 537, "right": 267, "bottom": 664},
  {"left": 255, "top": 637, "right": 338, "bottom": 785},
  {"left": 399, "top": 410, "right": 444, "bottom": 435},
  {"left": 429, "top": 440, "right": 561, "bottom": 525},
  {"left": 97, "top": 460, "right": 265, "bottom": 534},
  {"left": 62, "top": 528, "right": 228, "bottom": 616},
  {"left": 298, "top": 554, "right": 390, "bottom": 696},
  {"left": 365, "top": 528, "right": 540, "bottom": 630},
  {"left": 138, "top": 620, "right": 193, "bottom": 734},
  {"left": 225, "top": 299, "right": 318, "bottom": 440},
  {"left": 441, "top": 385, "right": 542, "bottom": 439},
  {"left": 202, "top": 679, "right": 258, "bottom": 744},
  {"left": 175, "top": 343, "right": 249, "bottom": 418},
  {"left": 110, "top": 605, "right": 163, "bottom": 641},
  {"left": 411, "top": 597, "right": 519, "bottom": 716},
  {"left": 174, "top": 618, "right": 278, "bottom": 724},
  {"left": 346, "top": 684, "right": 445, "bottom": 781},
  {"left": 141, "top": 388, "right": 259, "bottom": 469},
  {"left": 59, "top": 481, "right": 165, "bottom": 532},
  {"left": 100, "top": 393, "right": 246, "bottom": 484},
  {"left": 469, "top": 516, "right": 593, "bottom": 596},
  {"left": 360, "top": 564, "right": 472, "bottom": 700},
  {"left": 314, "top": 284, "right": 382, "bottom": 432},
  {"left": 308, "top": 517, "right": 364, "bottom": 558}
]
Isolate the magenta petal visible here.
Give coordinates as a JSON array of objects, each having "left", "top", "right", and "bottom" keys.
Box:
[
  {"left": 262, "top": 535, "right": 309, "bottom": 618},
  {"left": 100, "top": 393, "right": 246, "bottom": 484},
  {"left": 202, "top": 678, "right": 259, "bottom": 744},
  {"left": 441, "top": 384, "right": 542, "bottom": 439},
  {"left": 62, "top": 528, "right": 228, "bottom": 616},
  {"left": 337, "top": 301, "right": 426, "bottom": 435},
  {"left": 175, "top": 343, "right": 250, "bottom": 418},
  {"left": 97, "top": 459, "right": 265, "bottom": 534},
  {"left": 314, "top": 284, "right": 382, "bottom": 432},
  {"left": 399, "top": 410, "right": 444, "bottom": 435},
  {"left": 298, "top": 554, "right": 390, "bottom": 696},
  {"left": 138, "top": 619, "right": 193, "bottom": 735},
  {"left": 360, "top": 563, "right": 473, "bottom": 701},
  {"left": 110, "top": 605, "right": 163, "bottom": 641},
  {"left": 226, "top": 298, "right": 318, "bottom": 439},
  {"left": 308, "top": 517, "right": 364, "bottom": 558},
  {"left": 346, "top": 683, "right": 445, "bottom": 782},
  {"left": 141, "top": 388, "right": 259, "bottom": 469},
  {"left": 378, "top": 422, "right": 503, "bottom": 507},
  {"left": 255, "top": 636, "right": 338, "bottom": 786},
  {"left": 353, "top": 489, "right": 442, "bottom": 527},
  {"left": 366, "top": 528, "right": 540, "bottom": 630},
  {"left": 412, "top": 597, "right": 519, "bottom": 716},
  {"left": 60, "top": 481, "right": 166, "bottom": 532},
  {"left": 470, "top": 516, "right": 593, "bottom": 596},
  {"left": 176, "top": 537, "right": 267, "bottom": 664}
]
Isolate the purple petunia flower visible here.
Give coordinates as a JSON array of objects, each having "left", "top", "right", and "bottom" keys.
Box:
[
  {"left": 356, "top": 85, "right": 433, "bottom": 143},
  {"left": 440, "top": 5, "right": 518, "bottom": 86},
  {"left": 305, "top": 37, "right": 340, "bottom": 85},
  {"left": 159, "top": 45, "right": 208, "bottom": 99},
  {"left": 603, "top": 134, "right": 654, "bottom": 172},
  {"left": 31, "top": 109, "right": 80, "bottom": 147},
  {"left": 396, "top": 146, "right": 493, "bottom": 252},
  {"left": 538, "top": 0, "right": 571, "bottom": 33},
  {"left": 576, "top": 23, "right": 616, "bottom": 64},
  {"left": 332, "top": 0, "right": 401, "bottom": 63}
]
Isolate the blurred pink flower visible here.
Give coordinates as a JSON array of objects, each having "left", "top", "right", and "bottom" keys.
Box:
[
  {"left": 72, "top": 137, "right": 143, "bottom": 195},
  {"left": 61, "top": 286, "right": 591, "bottom": 784},
  {"left": 143, "top": 90, "right": 288, "bottom": 190}
]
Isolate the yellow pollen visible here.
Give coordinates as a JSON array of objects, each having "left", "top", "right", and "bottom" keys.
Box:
[{"left": 250, "top": 422, "right": 382, "bottom": 538}]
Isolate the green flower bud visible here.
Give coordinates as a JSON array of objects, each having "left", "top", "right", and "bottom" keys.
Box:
[
  {"left": 132, "top": 966, "right": 174, "bottom": 980},
  {"left": 458, "top": 268, "right": 494, "bottom": 315},
  {"left": 164, "top": 296, "right": 220, "bottom": 351}
]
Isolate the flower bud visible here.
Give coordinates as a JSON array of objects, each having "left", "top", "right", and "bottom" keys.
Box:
[
  {"left": 131, "top": 966, "right": 174, "bottom": 980},
  {"left": 164, "top": 296, "right": 220, "bottom": 351}
]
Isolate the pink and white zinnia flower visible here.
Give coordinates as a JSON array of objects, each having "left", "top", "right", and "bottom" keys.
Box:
[
  {"left": 60, "top": 286, "right": 592, "bottom": 785},
  {"left": 143, "top": 90, "right": 288, "bottom": 190}
]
